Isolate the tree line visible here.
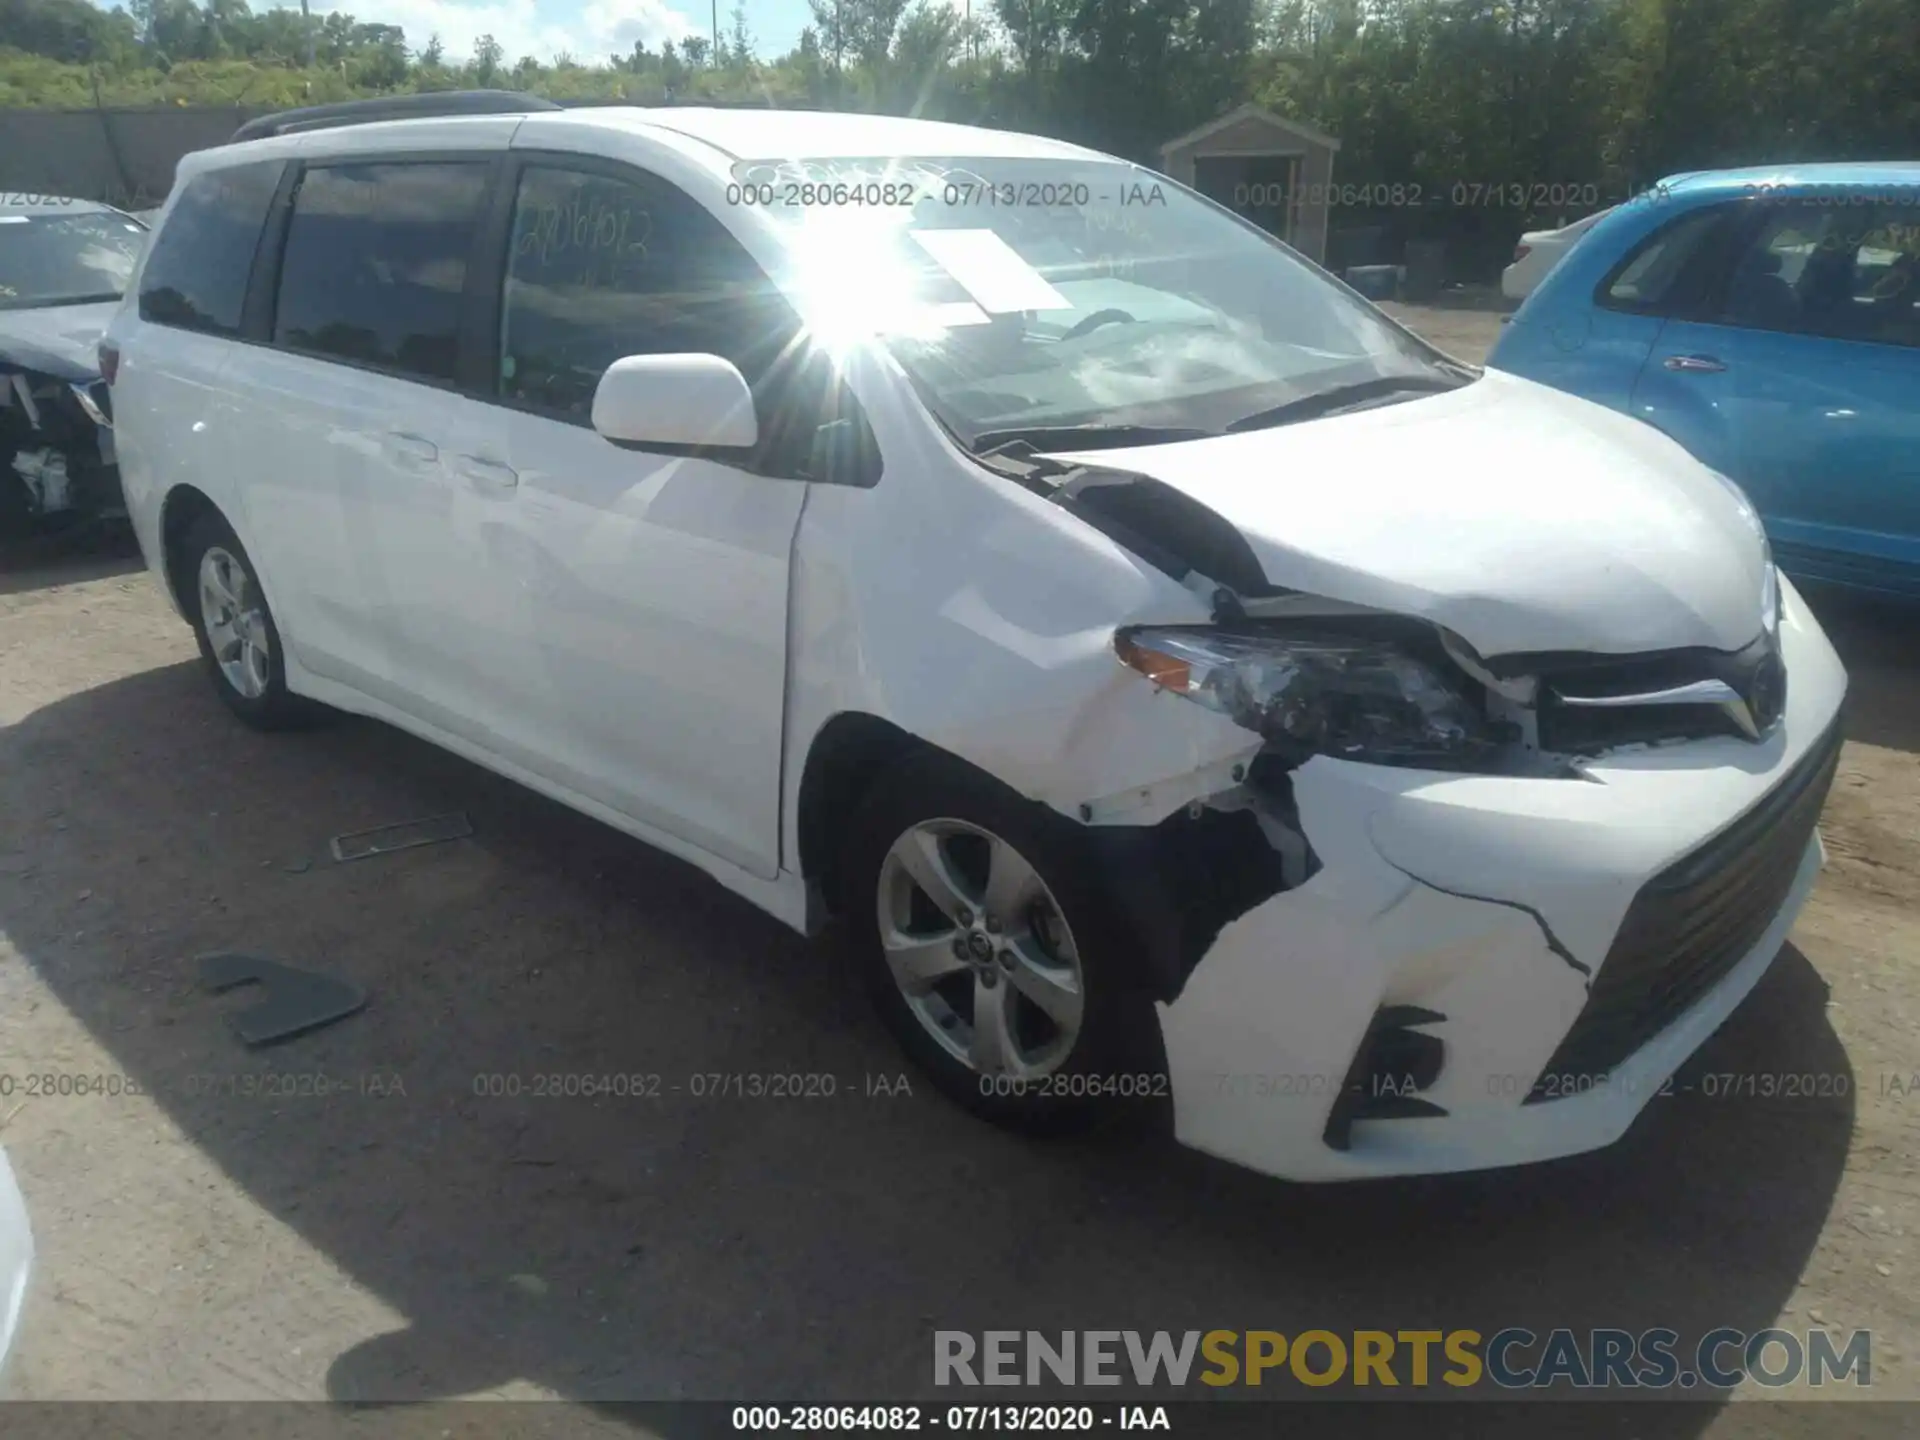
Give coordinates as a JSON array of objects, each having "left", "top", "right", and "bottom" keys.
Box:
[{"left": 1, "top": 0, "right": 1915, "bottom": 275}]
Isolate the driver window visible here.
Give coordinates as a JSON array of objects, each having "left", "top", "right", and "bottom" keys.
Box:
[{"left": 498, "top": 165, "right": 798, "bottom": 420}]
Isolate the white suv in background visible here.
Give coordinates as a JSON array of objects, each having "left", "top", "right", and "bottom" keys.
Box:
[{"left": 106, "top": 98, "right": 1845, "bottom": 1184}]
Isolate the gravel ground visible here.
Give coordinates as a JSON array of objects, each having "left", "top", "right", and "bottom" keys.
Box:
[{"left": 1, "top": 309, "right": 1917, "bottom": 1437}]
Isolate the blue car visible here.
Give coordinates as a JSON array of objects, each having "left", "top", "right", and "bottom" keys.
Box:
[{"left": 1490, "top": 163, "right": 1920, "bottom": 597}]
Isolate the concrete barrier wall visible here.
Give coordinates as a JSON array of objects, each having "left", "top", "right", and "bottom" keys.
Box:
[{"left": 0, "top": 108, "right": 268, "bottom": 209}]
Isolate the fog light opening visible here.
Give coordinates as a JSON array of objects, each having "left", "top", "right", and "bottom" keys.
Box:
[{"left": 1322, "top": 1004, "right": 1448, "bottom": 1152}]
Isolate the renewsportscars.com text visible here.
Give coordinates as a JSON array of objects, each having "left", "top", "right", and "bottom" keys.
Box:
[{"left": 933, "top": 1328, "right": 1871, "bottom": 1390}]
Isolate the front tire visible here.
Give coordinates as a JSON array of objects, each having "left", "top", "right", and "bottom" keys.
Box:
[
  {"left": 842, "top": 750, "right": 1165, "bottom": 1133},
  {"left": 180, "top": 512, "right": 314, "bottom": 731}
]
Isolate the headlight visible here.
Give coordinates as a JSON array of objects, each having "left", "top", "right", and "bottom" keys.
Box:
[
  {"left": 69, "top": 381, "right": 111, "bottom": 429},
  {"left": 1759, "top": 543, "right": 1781, "bottom": 636},
  {"left": 1115, "top": 625, "right": 1498, "bottom": 768}
]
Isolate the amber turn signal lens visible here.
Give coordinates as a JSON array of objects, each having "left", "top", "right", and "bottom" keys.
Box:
[{"left": 1115, "top": 633, "right": 1191, "bottom": 692}]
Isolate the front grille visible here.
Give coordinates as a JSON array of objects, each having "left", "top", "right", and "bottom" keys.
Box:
[
  {"left": 1531, "top": 632, "right": 1787, "bottom": 753},
  {"left": 1526, "top": 720, "right": 1842, "bottom": 1101}
]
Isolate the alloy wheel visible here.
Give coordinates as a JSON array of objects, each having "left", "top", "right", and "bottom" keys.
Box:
[
  {"left": 875, "top": 818, "right": 1086, "bottom": 1078},
  {"left": 198, "top": 545, "right": 271, "bottom": 700}
]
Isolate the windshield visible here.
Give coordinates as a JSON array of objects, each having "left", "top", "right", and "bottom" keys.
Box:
[
  {"left": 0, "top": 211, "right": 147, "bottom": 310},
  {"left": 735, "top": 156, "right": 1461, "bottom": 449}
]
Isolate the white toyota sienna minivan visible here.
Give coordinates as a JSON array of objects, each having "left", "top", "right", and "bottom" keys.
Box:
[{"left": 105, "top": 95, "right": 1848, "bottom": 1184}]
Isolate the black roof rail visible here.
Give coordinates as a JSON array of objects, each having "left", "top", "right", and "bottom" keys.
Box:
[
  {"left": 230, "top": 90, "right": 560, "bottom": 144},
  {"left": 557, "top": 97, "right": 813, "bottom": 110}
]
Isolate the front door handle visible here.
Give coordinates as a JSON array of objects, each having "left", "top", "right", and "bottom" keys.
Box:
[
  {"left": 1663, "top": 354, "right": 1728, "bottom": 373},
  {"left": 454, "top": 455, "right": 519, "bottom": 492},
  {"left": 383, "top": 431, "right": 439, "bottom": 467}
]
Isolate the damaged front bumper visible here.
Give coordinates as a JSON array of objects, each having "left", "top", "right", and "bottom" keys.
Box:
[
  {"left": 2, "top": 369, "right": 121, "bottom": 530},
  {"left": 1149, "top": 579, "right": 1847, "bottom": 1182}
]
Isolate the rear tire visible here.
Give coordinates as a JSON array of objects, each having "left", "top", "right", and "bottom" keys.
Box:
[
  {"left": 180, "top": 511, "right": 317, "bottom": 731},
  {"left": 841, "top": 749, "right": 1166, "bottom": 1133}
]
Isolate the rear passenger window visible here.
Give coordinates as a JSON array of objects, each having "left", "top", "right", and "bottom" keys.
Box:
[
  {"left": 498, "top": 165, "right": 797, "bottom": 419},
  {"left": 272, "top": 162, "right": 489, "bottom": 385},
  {"left": 138, "top": 162, "right": 282, "bottom": 336}
]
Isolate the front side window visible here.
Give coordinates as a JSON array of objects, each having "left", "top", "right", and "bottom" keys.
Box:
[
  {"left": 137, "top": 163, "right": 281, "bottom": 333},
  {"left": 499, "top": 164, "right": 798, "bottom": 420},
  {"left": 729, "top": 156, "right": 1464, "bottom": 450},
  {"left": 1720, "top": 202, "right": 1920, "bottom": 349},
  {"left": 0, "top": 209, "right": 147, "bottom": 311},
  {"left": 273, "top": 162, "right": 489, "bottom": 384}
]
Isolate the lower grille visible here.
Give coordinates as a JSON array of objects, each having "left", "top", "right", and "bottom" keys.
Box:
[{"left": 1527, "top": 720, "right": 1842, "bottom": 1101}]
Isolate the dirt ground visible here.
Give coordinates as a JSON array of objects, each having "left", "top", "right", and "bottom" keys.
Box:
[
  {"left": 1378, "top": 295, "right": 1518, "bottom": 361},
  {"left": 2, "top": 309, "right": 1919, "bottom": 1436}
]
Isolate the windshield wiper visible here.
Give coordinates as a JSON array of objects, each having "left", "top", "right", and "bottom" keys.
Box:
[
  {"left": 1224, "top": 374, "right": 1467, "bottom": 434},
  {"left": 970, "top": 422, "right": 1218, "bottom": 456}
]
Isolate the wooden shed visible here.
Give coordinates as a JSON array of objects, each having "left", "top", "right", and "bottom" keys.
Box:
[{"left": 1158, "top": 104, "right": 1343, "bottom": 264}]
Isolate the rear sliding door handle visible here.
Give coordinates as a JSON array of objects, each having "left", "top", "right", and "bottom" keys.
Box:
[
  {"left": 454, "top": 456, "right": 519, "bottom": 492},
  {"left": 1663, "top": 354, "right": 1728, "bottom": 373}
]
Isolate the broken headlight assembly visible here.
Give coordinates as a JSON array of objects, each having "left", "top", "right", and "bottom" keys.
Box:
[
  {"left": 1115, "top": 624, "right": 1507, "bottom": 770},
  {"left": 3, "top": 371, "right": 117, "bottom": 526}
]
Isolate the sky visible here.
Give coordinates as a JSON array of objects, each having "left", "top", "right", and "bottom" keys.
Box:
[
  {"left": 238, "top": 0, "right": 971, "bottom": 71},
  {"left": 321, "top": 0, "right": 716, "bottom": 66}
]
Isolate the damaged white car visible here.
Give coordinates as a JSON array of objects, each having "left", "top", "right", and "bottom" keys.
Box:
[
  {"left": 107, "top": 100, "right": 1847, "bottom": 1182},
  {"left": 0, "top": 195, "right": 146, "bottom": 536}
]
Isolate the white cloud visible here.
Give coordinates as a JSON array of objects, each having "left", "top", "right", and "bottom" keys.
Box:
[
  {"left": 578, "top": 0, "right": 697, "bottom": 56},
  {"left": 266, "top": 0, "right": 696, "bottom": 68}
]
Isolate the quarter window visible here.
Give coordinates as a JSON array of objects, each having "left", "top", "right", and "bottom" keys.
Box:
[
  {"left": 138, "top": 162, "right": 283, "bottom": 335},
  {"left": 1599, "top": 205, "right": 1732, "bottom": 315},
  {"left": 272, "top": 162, "right": 489, "bottom": 384}
]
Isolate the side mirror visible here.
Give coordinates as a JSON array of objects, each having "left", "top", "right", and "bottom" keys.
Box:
[{"left": 591, "top": 354, "right": 758, "bottom": 452}]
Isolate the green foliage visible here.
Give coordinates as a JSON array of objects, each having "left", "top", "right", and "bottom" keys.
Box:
[
  {"left": 471, "top": 32, "right": 503, "bottom": 88},
  {"left": 0, "top": 0, "right": 138, "bottom": 65}
]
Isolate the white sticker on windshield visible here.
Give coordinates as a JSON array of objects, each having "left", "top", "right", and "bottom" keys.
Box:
[{"left": 910, "top": 229, "right": 1072, "bottom": 314}]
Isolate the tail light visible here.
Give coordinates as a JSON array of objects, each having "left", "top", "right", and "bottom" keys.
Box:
[
  {"left": 1513, "top": 244, "right": 1533, "bottom": 263},
  {"left": 98, "top": 341, "right": 120, "bottom": 385}
]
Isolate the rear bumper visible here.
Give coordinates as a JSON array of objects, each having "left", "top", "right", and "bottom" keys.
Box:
[{"left": 1155, "top": 578, "right": 1847, "bottom": 1182}]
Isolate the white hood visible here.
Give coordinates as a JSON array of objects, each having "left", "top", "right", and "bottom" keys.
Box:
[
  {"left": 1062, "top": 370, "right": 1772, "bottom": 659},
  {"left": 0, "top": 300, "right": 118, "bottom": 381}
]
